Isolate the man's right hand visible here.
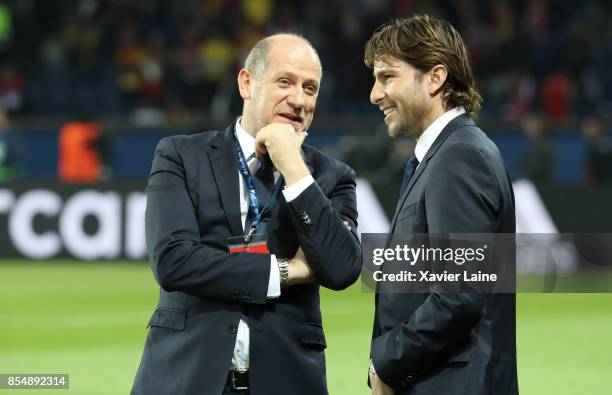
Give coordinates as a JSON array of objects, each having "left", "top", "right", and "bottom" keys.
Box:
[
  {"left": 287, "top": 247, "right": 315, "bottom": 285},
  {"left": 370, "top": 371, "right": 394, "bottom": 395}
]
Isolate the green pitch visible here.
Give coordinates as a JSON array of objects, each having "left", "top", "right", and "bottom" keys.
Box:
[{"left": 1, "top": 261, "right": 611, "bottom": 394}]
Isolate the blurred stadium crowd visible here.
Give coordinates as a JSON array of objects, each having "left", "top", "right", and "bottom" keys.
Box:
[
  {"left": 0, "top": 0, "right": 609, "bottom": 121},
  {"left": 0, "top": 0, "right": 611, "bottom": 194}
]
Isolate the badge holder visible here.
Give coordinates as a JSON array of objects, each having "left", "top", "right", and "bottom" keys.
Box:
[{"left": 227, "top": 231, "right": 269, "bottom": 254}]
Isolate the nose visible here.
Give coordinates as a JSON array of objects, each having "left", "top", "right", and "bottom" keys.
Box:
[
  {"left": 287, "top": 87, "right": 306, "bottom": 110},
  {"left": 370, "top": 80, "right": 384, "bottom": 105}
]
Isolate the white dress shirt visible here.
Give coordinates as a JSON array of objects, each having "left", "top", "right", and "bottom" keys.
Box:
[
  {"left": 231, "top": 119, "right": 315, "bottom": 370},
  {"left": 413, "top": 107, "right": 466, "bottom": 165}
]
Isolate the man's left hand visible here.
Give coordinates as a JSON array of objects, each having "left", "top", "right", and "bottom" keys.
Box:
[
  {"left": 370, "top": 371, "right": 394, "bottom": 395},
  {"left": 255, "top": 123, "right": 310, "bottom": 186},
  {"left": 287, "top": 247, "right": 315, "bottom": 286}
]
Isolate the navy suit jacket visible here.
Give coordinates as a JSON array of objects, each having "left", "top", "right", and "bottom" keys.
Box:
[
  {"left": 371, "top": 114, "right": 519, "bottom": 394},
  {"left": 132, "top": 125, "right": 361, "bottom": 395}
]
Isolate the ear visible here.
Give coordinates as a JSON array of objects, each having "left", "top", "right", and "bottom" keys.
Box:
[
  {"left": 237, "top": 68, "right": 253, "bottom": 100},
  {"left": 427, "top": 65, "right": 448, "bottom": 96}
]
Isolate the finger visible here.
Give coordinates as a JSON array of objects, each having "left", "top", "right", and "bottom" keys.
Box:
[
  {"left": 273, "top": 122, "right": 295, "bottom": 134},
  {"left": 296, "top": 131, "right": 308, "bottom": 146},
  {"left": 255, "top": 142, "right": 268, "bottom": 157},
  {"left": 304, "top": 260, "right": 314, "bottom": 278},
  {"left": 254, "top": 134, "right": 268, "bottom": 156},
  {"left": 294, "top": 247, "right": 305, "bottom": 260},
  {"left": 342, "top": 220, "right": 352, "bottom": 231}
]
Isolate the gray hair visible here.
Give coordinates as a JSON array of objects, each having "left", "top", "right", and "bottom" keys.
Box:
[{"left": 244, "top": 33, "right": 322, "bottom": 80}]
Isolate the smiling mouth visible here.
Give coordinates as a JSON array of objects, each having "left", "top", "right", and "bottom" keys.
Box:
[
  {"left": 382, "top": 107, "right": 396, "bottom": 116},
  {"left": 382, "top": 107, "right": 396, "bottom": 121},
  {"left": 277, "top": 113, "right": 303, "bottom": 124}
]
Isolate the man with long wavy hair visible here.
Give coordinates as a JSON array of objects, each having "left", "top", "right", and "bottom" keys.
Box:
[{"left": 365, "top": 15, "right": 518, "bottom": 395}]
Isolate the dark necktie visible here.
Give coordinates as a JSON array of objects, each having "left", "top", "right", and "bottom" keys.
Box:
[
  {"left": 244, "top": 155, "right": 275, "bottom": 234},
  {"left": 256, "top": 155, "right": 275, "bottom": 192},
  {"left": 399, "top": 155, "right": 420, "bottom": 197}
]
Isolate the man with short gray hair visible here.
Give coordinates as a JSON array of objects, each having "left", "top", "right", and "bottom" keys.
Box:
[{"left": 131, "top": 34, "right": 361, "bottom": 395}]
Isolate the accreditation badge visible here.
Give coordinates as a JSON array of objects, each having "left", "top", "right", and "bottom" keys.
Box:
[{"left": 227, "top": 233, "right": 269, "bottom": 254}]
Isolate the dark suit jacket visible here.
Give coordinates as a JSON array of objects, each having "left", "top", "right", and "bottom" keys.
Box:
[
  {"left": 131, "top": 125, "right": 361, "bottom": 395},
  {"left": 371, "top": 114, "right": 518, "bottom": 394}
]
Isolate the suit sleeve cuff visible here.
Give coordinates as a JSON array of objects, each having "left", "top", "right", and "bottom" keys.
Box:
[
  {"left": 267, "top": 254, "right": 281, "bottom": 298},
  {"left": 282, "top": 175, "right": 315, "bottom": 202}
]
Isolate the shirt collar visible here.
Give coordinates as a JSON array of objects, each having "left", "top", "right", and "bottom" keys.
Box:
[
  {"left": 235, "top": 118, "right": 256, "bottom": 161},
  {"left": 414, "top": 107, "right": 466, "bottom": 162}
]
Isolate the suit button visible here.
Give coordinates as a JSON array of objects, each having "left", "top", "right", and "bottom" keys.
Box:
[{"left": 227, "top": 323, "right": 238, "bottom": 334}]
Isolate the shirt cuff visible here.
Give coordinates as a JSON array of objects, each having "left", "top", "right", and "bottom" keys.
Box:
[
  {"left": 267, "top": 254, "right": 281, "bottom": 298},
  {"left": 282, "top": 175, "right": 315, "bottom": 202}
]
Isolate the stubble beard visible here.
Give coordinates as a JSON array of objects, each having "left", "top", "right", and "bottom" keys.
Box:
[
  {"left": 387, "top": 75, "right": 429, "bottom": 139},
  {"left": 388, "top": 101, "right": 428, "bottom": 139}
]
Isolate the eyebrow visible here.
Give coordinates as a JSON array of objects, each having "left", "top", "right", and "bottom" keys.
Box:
[{"left": 373, "top": 68, "right": 394, "bottom": 79}]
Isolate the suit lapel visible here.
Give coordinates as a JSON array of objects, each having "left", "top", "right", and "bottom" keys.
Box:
[
  {"left": 207, "top": 125, "right": 243, "bottom": 236},
  {"left": 390, "top": 158, "right": 427, "bottom": 229},
  {"left": 390, "top": 114, "right": 476, "bottom": 230}
]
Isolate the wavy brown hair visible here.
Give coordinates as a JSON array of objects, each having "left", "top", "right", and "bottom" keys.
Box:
[{"left": 364, "top": 14, "right": 482, "bottom": 119}]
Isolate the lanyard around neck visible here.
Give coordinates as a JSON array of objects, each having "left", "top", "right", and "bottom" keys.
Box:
[{"left": 232, "top": 128, "right": 284, "bottom": 242}]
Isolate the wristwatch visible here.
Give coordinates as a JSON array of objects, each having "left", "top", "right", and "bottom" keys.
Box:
[{"left": 277, "top": 258, "right": 289, "bottom": 288}]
